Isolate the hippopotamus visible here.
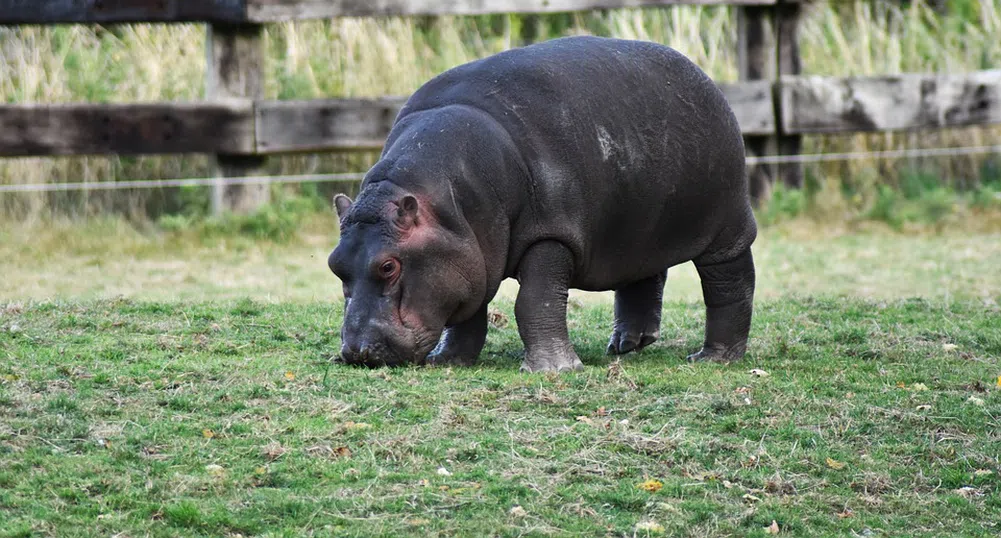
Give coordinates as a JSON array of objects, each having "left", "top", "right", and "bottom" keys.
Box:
[{"left": 328, "top": 35, "right": 757, "bottom": 372}]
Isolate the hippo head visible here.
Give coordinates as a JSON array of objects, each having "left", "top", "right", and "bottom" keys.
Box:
[{"left": 328, "top": 182, "right": 485, "bottom": 367}]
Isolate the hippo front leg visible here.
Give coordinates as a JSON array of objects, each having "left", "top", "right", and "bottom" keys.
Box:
[
  {"left": 426, "top": 304, "right": 488, "bottom": 367},
  {"left": 514, "top": 241, "right": 583, "bottom": 373}
]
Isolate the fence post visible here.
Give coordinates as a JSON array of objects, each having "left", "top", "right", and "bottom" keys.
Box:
[
  {"left": 206, "top": 23, "right": 268, "bottom": 215},
  {"left": 776, "top": 0, "right": 803, "bottom": 190},
  {"left": 737, "top": 4, "right": 776, "bottom": 202}
]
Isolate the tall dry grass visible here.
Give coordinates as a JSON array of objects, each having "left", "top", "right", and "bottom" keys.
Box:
[{"left": 0, "top": 0, "right": 999, "bottom": 220}]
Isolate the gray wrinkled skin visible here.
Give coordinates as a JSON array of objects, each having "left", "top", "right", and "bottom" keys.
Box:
[{"left": 328, "top": 36, "right": 757, "bottom": 372}]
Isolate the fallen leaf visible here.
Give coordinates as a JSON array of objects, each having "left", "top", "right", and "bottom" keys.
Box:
[
  {"left": 575, "top": 415, "right": 594, "bottom": 425},
  {"left": 837, "top": 509, "right": 854, "bottom": 519},
  {"left": 955, "top": 486, "right": 983, "bottom": 498},
  {"left": 749, "top": 369, "right": 770, "bottom": 378},
  {"left": 253, "top": 467, "right": 267, "bottom": 475},
  {"left": 595, "top": 406, "right": 607, "bottom": 416},
  {"left": 438, "top": 485, "right": 450, "bottom": 491},
  {"left": 734, "top": 387, "right": 751, "bottom": 394},
  {"left": 896, "top": 381, "right": 906, "bottom": 389},
  {"left": 637, "top": 479, "right": 663, "bottom": 493},
  {"left": 334, "top": 446, "right": 351, "bottom": 458},
  {"left": 654, "top": 502, "right": 681, "bottom": 514},
  {"left": 284, "top": 371, "right": 295, "bottom": 381},
  {"left": 305, "top": 445, "right": 333, "bottom": 457},
  {"left": 343, "top": 421, "right": 371, "bottom": 431},
  {"left": 202, "top": 429, "right": 216, "bottom": 439},
  {"left": 487, "top": 308, "right": 509, "bottom": 329},
  {"left": 765, "top": 520, "right": 780, "bottom": 534},
  {"left": 509, "top": 505, "right": 527, "bottom": 518},
  {"left": 911, "top": 383, "right": 929, "bottom": 392},
  {"left": 607, "top": 359, "right": 638, "bottom": 389},
  {"left": 436, "top": 467, "right": 452, "bottom": 476},
  {"left": 942, "top": 343, "right": 958, "bottom": 352},
  {"left": 635, "top": 520, "right": 665, "bottom": 534},
  {"left": 967, "top": 396, "right": 985, "bottom": 406},
  {"left": 418, "top": 479, "right": 430, "bottom": 487},
  {"left": 262, "top": 442, "right": 286, "bottom": 461},
  {"left": 826, "top": 457, "right": 846, "bottom": 470},
  {"left": 205, "top": 464, "right": 225, "bottom": 478},
  {"left": 997, "top": 375, "right": 1001, "bottom": 388}
]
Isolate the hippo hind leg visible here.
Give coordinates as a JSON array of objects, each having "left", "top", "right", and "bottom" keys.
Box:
[
  {"left": 607, "top": 270, "right": 667, "bottom": 355},
  {"left": 688, "top": 248, "right": 755, "bottom": 363}
]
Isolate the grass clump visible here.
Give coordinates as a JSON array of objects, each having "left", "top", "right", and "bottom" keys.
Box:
[
  {"left": 157, "top": 191, "right": 323, "bottom": 243},
  {"left": 757, "top": 170, "right": 1001, "bottom": 231}
]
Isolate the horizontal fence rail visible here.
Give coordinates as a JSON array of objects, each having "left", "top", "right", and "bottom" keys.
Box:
[
  {"left": 0, "top": 0, "right": 781, "bottom": 24},
  {"left": 6, "top": 144, "right": 1001, "bottom": 194},
  {"left": 0, "top": 101, "right": 255, "bottom": 156},
  {"left": 782, "top": 71, "right": 1001, "bottom": 134},
  {"left": 1, "top": 73, "right": 998, "bottom": 158}
]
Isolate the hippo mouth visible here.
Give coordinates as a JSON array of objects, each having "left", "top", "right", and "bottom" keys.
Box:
[{"left": 337, "top": 327, "right": 442, "bottom": 368}]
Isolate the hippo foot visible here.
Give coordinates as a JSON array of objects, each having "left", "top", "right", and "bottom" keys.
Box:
[
  {"left": 686, "top": 344, "right": 746, "bottom": 364},
  {"left": 425, "top": 351, "right": 477, "bottom": 367},
  {"left": 520, "top": 347, "right": 583, "bottom": 373},
  {"left": 606, "top": 327, "right": 660, "bottom": 355}
]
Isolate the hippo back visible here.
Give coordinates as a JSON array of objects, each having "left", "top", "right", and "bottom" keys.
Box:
[{"left": 391, "top": 36, "right": 751, "bottom": 290}]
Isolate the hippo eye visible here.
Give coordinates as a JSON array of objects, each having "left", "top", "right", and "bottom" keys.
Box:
[{"left": 379, "top": 259, "right": 399, "bottom": 280}]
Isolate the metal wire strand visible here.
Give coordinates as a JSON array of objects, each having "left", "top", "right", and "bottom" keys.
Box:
[{"left": 1, "top": 144, "right": 1000, "bottom": 194}]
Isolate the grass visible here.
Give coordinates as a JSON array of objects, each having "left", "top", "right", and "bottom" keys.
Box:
[
  {"left": 1, "top": 1, "right": 1000, "bottom": 220},
  {"left": 2, "top": 212, "right": 1001, "bottom": 304},
  {"left": 1, "top": 206, "right": 1000, "bottom": 534},
  {"left": 0, "top": 294, "right": 999, "bottom": 536}
]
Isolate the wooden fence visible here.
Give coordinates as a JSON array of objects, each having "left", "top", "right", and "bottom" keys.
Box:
[{"left": 1, "top": 0, "right": 999, "bottom": 212}]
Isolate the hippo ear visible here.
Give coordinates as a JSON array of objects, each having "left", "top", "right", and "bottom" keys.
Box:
[
  {"left": 394, "top": 195, "right": 419, "bottom": 230},
  {"left": 334, "top": 194, "right": 353, "bottom": 220}
]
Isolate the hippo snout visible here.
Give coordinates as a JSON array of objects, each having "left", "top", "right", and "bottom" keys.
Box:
[
  {"left": 339, "top": 331, "right": 419, "bottom": 368},
  {"left": 340, "top": 340, "right": 393, "bottom": 367}
]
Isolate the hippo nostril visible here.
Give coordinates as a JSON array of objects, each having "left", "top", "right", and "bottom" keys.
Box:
[{"left": 340, "top": 342, "right": 360, "bottom": 363}]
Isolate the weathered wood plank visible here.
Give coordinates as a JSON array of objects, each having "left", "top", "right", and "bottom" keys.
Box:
[
  {"left": 736, "top": 4, "right": 775, "bottom": 202},
  {"left": 0, "top": 101, "right": 254, "bottom": 157},
  {"left": 257, "top": 87, "right": 772, "bottom": 154},
  {"left": 0, "top": 0, "right": 246, "bottom": 24},
  {"left": 256, "top": 98, "right": 406, "bottom": 153},
  {"left": 720, "top": 81, "right": 775, "bottom": 136},
  {"left": 207, "top": 23, "right": 268, "bottom": 214},
  {"left": 775, "top": 0, "right": 802, "bottom": 189},
  {"left": 247, "top": 0, "right": 775, "bottom": 21},
  {"left": 781, "top": 70, "right": 1001, "bottom": 134}
]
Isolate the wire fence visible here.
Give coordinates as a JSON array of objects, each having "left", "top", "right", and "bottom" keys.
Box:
[{"left": 1, "top": 144, "right": 1000, "bottom": 194}]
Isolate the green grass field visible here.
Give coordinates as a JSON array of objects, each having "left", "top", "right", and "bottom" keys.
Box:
[
  {"left": 1, "top": 217, "right": 1001, "bottom": 536},
  {"left": 1, "top": 296, "right": 999, "bottom": 537}
]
